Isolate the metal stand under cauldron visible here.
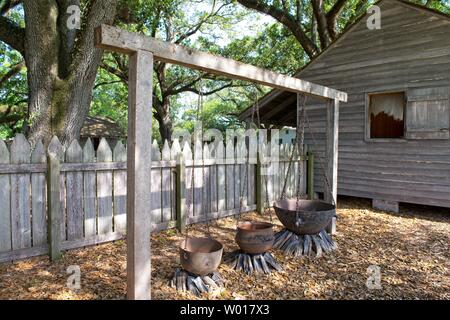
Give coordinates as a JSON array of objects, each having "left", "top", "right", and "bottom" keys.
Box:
[
  {"left": 273, "top": 199, "right": 338, "bottom": 258},
  {"left": 224, "top": 250, "right": 282, "bottom": 274},
  {"left": 169, "top": 269, "right": 224, "bottom": 296},
  {"left": 169, "top": 237, "right": 225, "bottom": 296}
]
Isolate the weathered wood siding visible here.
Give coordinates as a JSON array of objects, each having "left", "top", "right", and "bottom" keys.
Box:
[{"left": 297, "top": 0, "right": 450, "bottom": 207}]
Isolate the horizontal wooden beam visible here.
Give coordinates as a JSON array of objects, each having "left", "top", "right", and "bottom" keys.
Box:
[
  {"left": 95, "top": 25, "right": 347, "bottom": 102},
  {"left": 0, "top": 163, "right": 46, "bottom": 174}
]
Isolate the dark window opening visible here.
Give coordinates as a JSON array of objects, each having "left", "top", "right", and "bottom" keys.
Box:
[{"left": 369, "top": 92, "right": 405, "bottom": 139}]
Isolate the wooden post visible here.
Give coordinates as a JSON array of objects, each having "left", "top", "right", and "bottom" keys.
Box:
[
  {"left": 307, "top": 151, "right": 314, "bottom": 200},
  {"left": 256, "top": 153, "right": 263, "bottom": 214},
  {"left": 126, "top": 50, "right": 153, "bottom": 300},
  {"left": 325, "top": 98, "right": 339, "bottom": 235},
  {"left": 176, "top": 153, "right": 186, "bottom": 232},
  {"left": 325, "top": 98, "right": 339, "bottom": 203},
  {"left": 47, "top": 153, "right": 61, "bottom": 261}
]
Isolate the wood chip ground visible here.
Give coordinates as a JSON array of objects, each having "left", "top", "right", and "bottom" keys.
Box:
[{"left": 0, "top": 197, "right": 448, "bottom": 300}]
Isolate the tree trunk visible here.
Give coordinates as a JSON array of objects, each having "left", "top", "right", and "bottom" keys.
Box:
[
  {"left": 23, "top": 0, "right": 118, "bottom": 147},
  {"left": 23, "top": 0, "right": 59, "bottom": 146},
  {"left": 156, "top": 99, "right": 173, "bottom": 142}
]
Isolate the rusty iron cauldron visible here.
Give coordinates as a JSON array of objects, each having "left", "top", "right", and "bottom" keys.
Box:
[
  {"left": 180, "top": 237, "right": 223, "bottom": 276},
  {"left": 273, "top": 199, "right": 336, "bottom": 235},
  {"left": 235, "top": 221, "right": 274, "bottom": 254}
]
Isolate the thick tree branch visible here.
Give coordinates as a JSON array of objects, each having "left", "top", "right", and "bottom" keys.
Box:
[
  {"left": 0, "top": 103, "right": 26, "bottom": 125},
  {"left": 0, "top": 0, "right": 22, "bottom": 15},
  {"left": 185, "top": 82, "right": 243, "bottom": 96},
  {"left": 69, "top": 0, "right": 118, "bottom": 76},
  {"left": 165, "top": 75, "right": 204, "bottom": 96},
  {"left": 175, "top": 1, "right": 229, "bottom": 44},
  {"left": 0, "top": 15, "right": 25, "bottom": 54},
  {"left": 237, "top": 0, "right": 319, "bottom": 58},
  {"left": 0, "top": 60, "right": 24, "bottom": 86},
  {"left": 93, "top": 80, "right": 123, "bottom": 89},
  {"left": 55, "top": 0, "right": 80, "bottom": 78},
  {"left": 311, "top": 0, "right": 332, "bottom": 49},
  {"left": 342, "top": 0, "right": 366, "bottom": 31},
  {"left": 0, "top": 113, "right": 22, "bottom": 124},
  {"left": 100, "top": 62, "right": 128, "bottom": 83},
  {"left": 295, "top": 0, "right": 302, "bottom": 23},
  {"left": 327, "top": 0, "right": 348, "bottom": 39}
]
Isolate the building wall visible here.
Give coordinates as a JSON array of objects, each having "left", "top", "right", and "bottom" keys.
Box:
[{"left": 297, "top": 0, "right": 450, "bottom": 207}]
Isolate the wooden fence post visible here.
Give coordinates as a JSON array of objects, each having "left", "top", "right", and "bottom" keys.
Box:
[
  {"left": 256, "top": 153, "right": 264, "bottom": 214},
  {"left": 307, "top": 151, "right": 314, "bottom": 200},
  {"left": 47, "top": 153, "right": 61, "bottom": 261},
  {"left": 176, "top": 153, "right": 186, "bottom": 232}
]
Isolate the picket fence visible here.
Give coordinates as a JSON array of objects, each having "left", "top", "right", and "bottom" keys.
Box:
[{"left": 0, "top": 134, "right": 312, "bottom": 263}]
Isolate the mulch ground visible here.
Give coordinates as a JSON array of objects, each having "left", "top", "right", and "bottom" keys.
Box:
[{"left": 0, "top": 197, "right": 448, "bottom": 300}]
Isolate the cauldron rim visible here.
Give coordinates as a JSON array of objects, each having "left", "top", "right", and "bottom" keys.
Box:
[
  {"left": 179, "top": 237, "right": 223, "bottom": 254},
  {"left": 273, "top": 198, "right": 336, "bottom": 235},
  {"left": 236, "top": 221, "right": 273, "bottom": 232},
  {"left": 273, "top": 198, "right": 335, "bottom": 213}
]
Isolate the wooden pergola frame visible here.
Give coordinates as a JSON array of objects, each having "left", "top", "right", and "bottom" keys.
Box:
[{"left": 94, "top": 24, "right": 347, "bottom": 300}]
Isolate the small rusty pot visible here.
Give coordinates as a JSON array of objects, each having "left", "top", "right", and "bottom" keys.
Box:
[
  {"left": 235, "top": 221, "right": 274, "bottom": 254},
  {"left": 180, "top": 237, "right": 223, "bottom": 276},
  {"left": 274, "top": 199, "right": 336, "bottom": 235}
]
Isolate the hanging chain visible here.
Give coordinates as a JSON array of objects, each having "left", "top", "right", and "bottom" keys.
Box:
[
  {"left": 280, "top": 135, "right": 298, "bottom": 200},
  {"left": 237, "top": 133, "right": 250, "bottom": 226},
  {"left": 237, "top": 88, "right": 257, "bottom": 225},
  {"left": 278, "top": 94, "right": 335, "bottom": 206},
  {"left": 198, "top": 88, "right": 211, "bottom": 237},
  {"left": 303, "top": 103, "right": 336, "bottom": 206},
  {"left": 183, "top": 83, "right": 211, "bottom": 246},
  {"left": 295, "top": 94, "right": 307, "bottom": 219},
  {"left": 184, "top": 152, "right": 194, "bottom": 247},
  {"left": 280, "top": 94, "right": 307, "bottom": 201},
  {"left": 253, "top": 88, "right": 272, "bottom": 222}
]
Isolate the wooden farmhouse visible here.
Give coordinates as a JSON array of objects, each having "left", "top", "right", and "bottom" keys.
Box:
[{"left": 240, "top": 0, "right": 450, "bottom": 212}]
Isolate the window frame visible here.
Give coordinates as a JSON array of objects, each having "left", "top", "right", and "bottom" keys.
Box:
[{"left": 364, "top": 90, "right": 407, "bottom": 143}]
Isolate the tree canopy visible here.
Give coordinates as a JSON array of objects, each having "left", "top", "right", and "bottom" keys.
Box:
[{"left": 0, "top": 0, "right": 449, "bottom": 143}]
